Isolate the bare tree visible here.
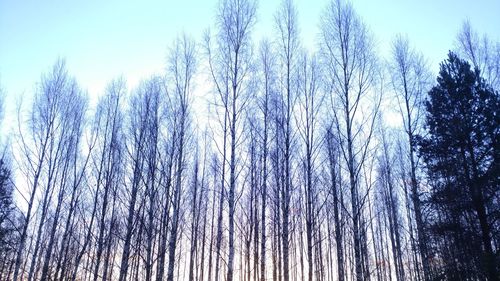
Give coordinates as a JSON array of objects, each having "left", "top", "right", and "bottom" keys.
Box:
[
  {"left": 118, "top": 77, "right": 163, "bottom": 281},
  {"left": 90, "top": 79, "right": 126, "bottom": 281},
  {"left": 258, "top": 39, "right": 275, "bottom": 281},
  {"left": 456, "top": 21, "right": 500, "bottom": 90},
  {"left": 296, "top": 52, "right": 322, "bottom": 281},
  {"left": 274, "top": 1, "right": 300, "bottom": 280},
  {"left": 166, "top": 34, "right": 196, "bottom": 281},
  {"left": 156, "top": 83, "right": 177, "bottom": 281},
  {"left": 206, "top": 0, "right": 256, "bottom": 279},
  {"left": 320, "top": 0, "right": 380, "bottom": 280},
  {"left": 376, "top": 126, "right": 405, "bottom": 281},
  {"left": 38, "top": 75, "right": 88, "bottom": 281},
  {"left": 5, "top": 5, "right": 500, "bottom": 281},
  {"left": 13, "top": 60, "right": 87, "bottom": 281},
  {"left": 390, "top": 35, "right": 430, "bottom": 280}
]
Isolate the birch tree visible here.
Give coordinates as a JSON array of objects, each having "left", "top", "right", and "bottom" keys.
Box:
[
  {"left": 390, "top": 35, "right": 430, "bottom": 280},
  {"left": 206, "top": 0, "right": 256, "bottom": 279},
  {"left": 166, "top": 34, "right": 196, "bottom": 281},
  {"left": 118, "top": 77, "right": 163, "bottom": 281},
  {"left": 320, "top": 1, "right": 380, "bottom": 279},
  {"left": 274, "top": 1, "right": 300, "bottom": 280},
  {"left": 13, "top": 60, "right": 87, "bottom": 281}
]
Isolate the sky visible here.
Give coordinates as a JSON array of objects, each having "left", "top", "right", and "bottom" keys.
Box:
[{"left": 0, "top": 0, "right": 499, "bottom": 120}]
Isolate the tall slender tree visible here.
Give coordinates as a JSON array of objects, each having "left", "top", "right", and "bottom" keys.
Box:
[
  {"left": 206, "top": 0, "right": 256, "bottom": 279},
  {"left": 296, "top": 52, "right": 322, "bottom": 281},
  {"left": 258, "top": 39, "right": 274, "bottom": 281},
  {"left": 91, "top": 79, "right": 125, "bottom": 281},
  {"left": 390, "top": 35, "right": 431, "bottom": 280},
  {"left": 274, "top": 1, "right": 300, "bottom": 280},
  {"left": 166, "top": 34, "right": 196, "bottom": 281},
  {"left": 320, "top": 0, "right": 380, "bottom": 279}
]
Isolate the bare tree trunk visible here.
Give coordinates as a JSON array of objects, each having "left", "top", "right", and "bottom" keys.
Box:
[
  {"left": 326, "top": 127, "right": 345, "bottom": 281},
  {"left": 297, "top": 53, "right": 321, "bottom": 281},
  {"left": 199, "top": 198, "right": 208, "bottom": 281},
  {"left": 214, "top": 119, "right": 226, "bottom": 281},
  {"left": 226, "top": 86, "right": 237, "bottom": 281},
  {"left": 398, "top": 143, "right": 421, "bottom": 281},
  {"left": 103, "top": 192, "right": 118, "bottom": 281},
  {"left": 197, "top": 144, "right": 209, "bottom": 281},
  {"left": 166, "top": 156, "right": 183, "bottom": 281},
  {"left": 188, "top": 154, "right": 200, "bottom": 281},
  {"left": 258, "top": 39, "right": 273, "bottom": 281},
  {"left": 156, "top": 132, "right": 176, "bottom": 281},
  {"left": 207, "top": 157, "right": 218, "bottom": 281}
]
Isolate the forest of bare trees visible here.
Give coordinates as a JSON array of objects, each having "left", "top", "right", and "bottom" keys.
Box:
[{"left": 0, "top": 0, "right": 499, "bottom": 280}]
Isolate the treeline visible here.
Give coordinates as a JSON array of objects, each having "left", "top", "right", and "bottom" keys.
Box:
[{"left": 0, "top": 0, "right": 499, "bottom": 280}]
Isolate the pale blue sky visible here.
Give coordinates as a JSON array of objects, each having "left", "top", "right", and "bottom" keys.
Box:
[{"left": 1, "top": 0, "right": 499, "bottom": 108}]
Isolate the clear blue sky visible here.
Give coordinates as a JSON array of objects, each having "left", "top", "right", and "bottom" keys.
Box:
[{"left": 1, "top": 0, "right": 499, "bottom": 108}]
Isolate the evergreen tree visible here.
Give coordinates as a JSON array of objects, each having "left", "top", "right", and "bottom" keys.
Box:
[
  {"left": 419, "top": 52, "right": 500, "bottom": 281},
  {"left": 0, "top": 156, "right": 17, "bottom": 278}
]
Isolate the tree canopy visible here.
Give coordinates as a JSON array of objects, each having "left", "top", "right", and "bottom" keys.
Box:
[{"left": 419, "top": 51, "right": 500, "bottom": 280}]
